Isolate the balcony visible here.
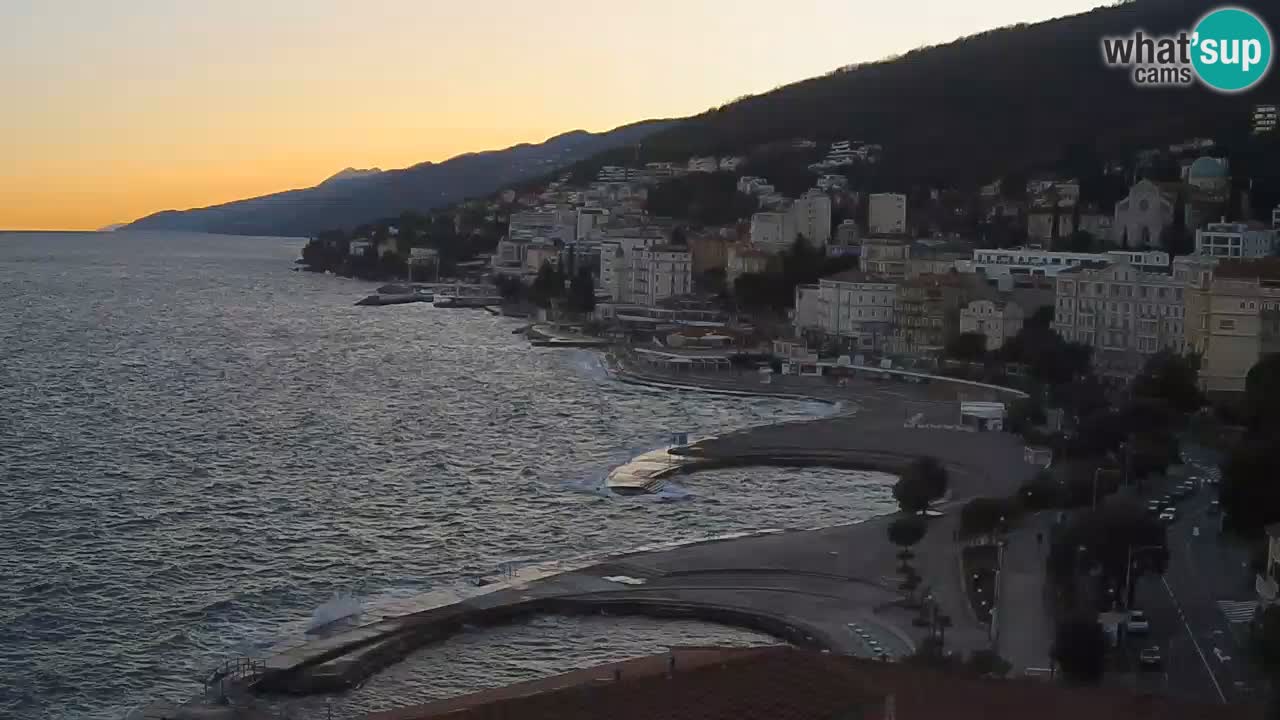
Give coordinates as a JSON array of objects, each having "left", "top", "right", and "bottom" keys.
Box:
[{"left": 1259, "top": 573, "right": 1278, "bottom": 604}]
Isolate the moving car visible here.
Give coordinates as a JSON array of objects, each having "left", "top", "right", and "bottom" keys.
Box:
[
  {"left": 1159, "top": 509, "right": 1176, "bottom": 524},
  {"left": 1139, "top": 645, "right": 1162, "bottom": 668},
  {"left": 1126, "top": 609, "right": 1150, "bottom": 634},
  {"left": 1208, "top": 500, "right": 1221, "bottom": 515}
]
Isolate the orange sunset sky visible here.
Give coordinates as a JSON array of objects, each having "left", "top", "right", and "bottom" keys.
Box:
[{"left": 1, "top": 0, "right": 1106, "bottom": 231}]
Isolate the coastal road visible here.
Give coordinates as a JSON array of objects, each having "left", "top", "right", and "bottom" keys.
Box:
[{"left": 1131, "top": 479, "right": 1263, "bottom": 704}]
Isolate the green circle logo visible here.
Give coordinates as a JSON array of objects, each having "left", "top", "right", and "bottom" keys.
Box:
[{"left": 1192, "top": 7, "right": 1273, "bottom": 93}]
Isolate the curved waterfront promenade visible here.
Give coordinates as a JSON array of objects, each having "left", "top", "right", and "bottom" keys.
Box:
[{"left": 219, "top": 364, "right": 1033, "bottom": 700}]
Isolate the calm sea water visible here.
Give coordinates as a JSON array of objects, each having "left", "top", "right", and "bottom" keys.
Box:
[{"left": 0, "top": 232, "right": 894, "bottom": 720}]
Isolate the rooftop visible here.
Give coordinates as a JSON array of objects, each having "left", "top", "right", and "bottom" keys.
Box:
[
  {"left": 1215, "top": 257, "right": 1280, "bottom": 281},
  {"left": 822, "top": 269, "right": 891, "bottom": 284}
]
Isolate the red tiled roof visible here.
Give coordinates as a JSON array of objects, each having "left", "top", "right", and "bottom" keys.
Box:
[{"left": 370, "top": 646, "right": 1259, "bottom": 720}]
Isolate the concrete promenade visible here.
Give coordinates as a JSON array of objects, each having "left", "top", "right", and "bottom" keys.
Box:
[{"left": 212, "top": 361, "right": 1036, "bottom": 701}]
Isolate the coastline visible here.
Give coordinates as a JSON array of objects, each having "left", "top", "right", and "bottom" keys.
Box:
[{"left": 198, "top": 350, "right": 1033, "bottom": 706}]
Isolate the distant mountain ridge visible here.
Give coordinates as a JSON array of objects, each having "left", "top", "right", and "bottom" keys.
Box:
[{"left": 124, "top": 122, "right": 675, "bottom": 236}]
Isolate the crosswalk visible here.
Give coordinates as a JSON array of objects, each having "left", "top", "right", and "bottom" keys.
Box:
[{"left": 1216, "top": 600, "right": 1258, "bottom": 624}]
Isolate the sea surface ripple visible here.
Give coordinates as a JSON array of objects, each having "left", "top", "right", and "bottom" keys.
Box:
[{"left": 0, "top": 232, "right": 894, "bottom": 719}]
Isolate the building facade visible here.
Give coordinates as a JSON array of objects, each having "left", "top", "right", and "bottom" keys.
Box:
[
  {"left": 1195, "top": 221, "right": 1277, "bottom": 259},
  {"left": 888, "top": 274, "right": 970, "bottom": 355},
  {"left": 860, "top": 237, "right": 911, "bottom": 279},
  {"left": 960, "top": 247, "right": 1169, "bottom": 281},
  {"left": 726, "top": 243, "right": 771, "bottom": 284},
  {"left": 960, "top": 299, "right": 1025, "bottom": 351},
  {"left": 749, "top": 211, "right": 795, "bottom": 251},
  {"left": 790, "top": 189, "right": 833, "bottom": 247},
  {"left": 1111, "top": 180, "right": 1175, "bottom": 249},
  {"left": 868, "top": 193, "right": 907, "bottom": 235},
  {"left": 1053, "top": 261, "right": 1187, "bottom": 380},
  {"left": 815, "top": 270, "right": 898, "bottom": 351},
  {"left": 1195, "top": 259, "right": 1280, "bottom": 394},
  {"left": 626, "top": 245, "right": 692, "bottom": 306}
]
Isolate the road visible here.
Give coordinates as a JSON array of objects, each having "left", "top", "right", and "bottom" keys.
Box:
[{"left": 1128, "top": 455, "right": 1265, "bottom": 705}]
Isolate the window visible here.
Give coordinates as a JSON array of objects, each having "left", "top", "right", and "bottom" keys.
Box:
[{"left": 1220, "top": 319, "right": 1236, "bottom": 330}]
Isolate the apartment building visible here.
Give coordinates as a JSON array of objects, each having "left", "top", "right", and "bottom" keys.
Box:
[
  {"left": 868, "top": 193, "right": 907, "bottom": 235},
  {"left": 598, "top": 227, "right": 666, "bottom": 301},
  {"left": 749, "top": 211, "right": 795, "bottom": 251},
  {"left": 1196, "top": 221, "right": 1278, "bottom": 259},
  {"left": 813, "top": 270, "right": 898, "bottom": 351},
  {"left": 1196, "top": 258, "right": 1280, "bottom": 394},
  {"left": 888, "top": 274, "right": 971, "bottom": 355},
  {"left": 1274, "top": 205, "right": 1280, "bottom": 231},
  {"left": 960, "top": 299, "right": 1025, "bottom": 351},
  {"left": 1053, "top": 261, "right": 1187, "bottom": 380},
  {"left": 860, "top": 237, "right": 911, "bottom": 280},
  {"left": 791, "top": 189, "right": 833, "bottom": 246},
  {"left": 626, "top": 245, "right": 692, "bottom": 306}
]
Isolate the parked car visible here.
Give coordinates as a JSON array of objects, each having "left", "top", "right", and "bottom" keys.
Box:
[
  {"left": 1139, "top": 646, "right": 1163, "bottom": 668},
  {"left": 1126, "top": 610, "right": 1150, "bottom": 634},
  {"left": 1159, "top": 510, "right": 1176, "bottom": 524}
]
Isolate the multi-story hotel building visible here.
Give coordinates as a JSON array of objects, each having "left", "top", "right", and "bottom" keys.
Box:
[{"left": 1053, "top": 261, "right": 1187, "bottom": 380}]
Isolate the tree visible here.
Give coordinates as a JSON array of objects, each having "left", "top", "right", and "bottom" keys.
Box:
[
  {"left": 887, "top": 515, "right": 929, "bottom": 555},
  {"left": 1052, "top": 618, "right": 1106, "bottom": 685},
  {"left": 893, "top": 457, "right": 948, "bottom": 513},
  {"left": 567, "top": 267, "right": 596, "bottom": 314},
  {"left": 1006, "top": 396, "right": 1047, "bottom": 435},
  {"left": 1132, "top": 351, "right": 1201, "bottom": 414},
  {"left": 1246, "top": 354, "right": 1280, "bottom": 430},
  {"left": 965, "top": 649, "right": 1011, "bottom": 678},
  {"left": 530, "top": 261, "right": 564, "bottom": 309},
  {"left": 1221, "top": 435, "right": 1280, "bottom": 538},
  {"left": 959, "top": 497, "right": 1020, "bottom": 538},
  {"left": 1064, "top": 229, "right": 1094, "bottom": 253},
  {"left": 945, "top": 332, "right": 988, "bottom": 363},
  {"left": 1047, "top": 499, "right": 1168, "bottom": 609}
]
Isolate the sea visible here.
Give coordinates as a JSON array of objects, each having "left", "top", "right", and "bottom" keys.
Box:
[{"left": 0, "top": 231, "right": 895, "bottom": 719}]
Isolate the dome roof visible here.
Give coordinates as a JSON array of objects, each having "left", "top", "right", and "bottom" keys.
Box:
[{"left": 1189, "top": 156, "right": 1229, "bottom": 179}]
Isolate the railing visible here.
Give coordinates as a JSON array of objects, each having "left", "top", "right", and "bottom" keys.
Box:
[{"left": 204, "top": 657, "right": 268, "bottom": 701}]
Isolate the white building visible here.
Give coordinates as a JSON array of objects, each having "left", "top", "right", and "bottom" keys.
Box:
[
  {"left": 816, "top": 174, "right": 848, "bottom": 191},
  {"left": 1111, "top": 180, "right": 1174, "bottom": 248},
  {"left": 959, "top": 247, "right": 1169, "bottom": 281},
  {"left": 598, "top": 228, "right": 666, "bottom": 301},
  {"left": 750, "top": 211, "right": 796, "bottom": 252},
  {"left": 960, "top": 300, "right": 1025, "bottom": 351},
  {"left": 1196, "top": 221, "right": 1277, "bottom": 259},
  {"left": 627, "top": 245, "right": 692, "bottom": 306},
  {"left": 868, "top": 193, "right": 907, "bottom": 235},
  {"left": 1053, "top": 261, "right": 1188, "bottom": 378},
  {"left": 719, "top": 156, "right": 745, "bottom": 171},
  {"left": 815, "top": 270, "right": 898, "bottom": 350},
  {"left": 576, "top": 207, "right": 609, "bottom": 243},
  {"left": 793, "top": 284, "right": 823, "bottom": 333},
  {"left": 509, "top": 210, "right": 575, "bottom": 244},
  {"left": 790, "top": 189, "right": 832, "bottom": 247}
]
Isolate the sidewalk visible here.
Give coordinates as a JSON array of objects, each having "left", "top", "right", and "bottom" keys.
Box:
[{"left": 996, "top": 514, "right": 1055, "bottom": 675}]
